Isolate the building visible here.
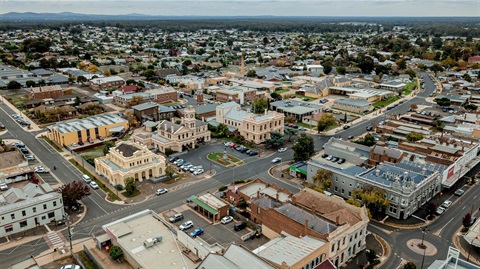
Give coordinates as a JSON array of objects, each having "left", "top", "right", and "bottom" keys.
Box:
[
  {"left": 113, "top": 87, "right": 178, "bottom": 108},
  {"left": 253, "top": 232, "right": 329, "bottom": 269},
  {"left": 369, "top": 145, "right": 405, "bottom": 165},
  {"left": 379, "top": 81, "right": 406, "bottom": 91},
  {"left": 215, "top": 86, "right": 256, "bottom": 105},
  {"left": 428, "top": 247, "right": 480, "bottom": 269},
  {"left": 226, "top": 178, "right": 292, "bottom": 207},
  {"left": 198, "top": 244, "right": 276, "bottom": 269},
  {"left": 329, "top": 87, "right": 394, "bottom": 103},
  {"left": 28, "top": 85, "right": 71, "bottom": 100},
  {"left": 95, "top": 141, "right": 166, "bottom": 188},
  {"left": 132, "top": 106, "right": 211, "bottom": 153},
  {"left": 89, "top": 76, "right": 125, "bottom": 91},
  {"left": 102, "top": 209, "right": 194, "bottom": 269},
  {"left": 0, "top": 183, "right": 65, "bottom": 237},
  {"left": 270, "top": 100, "right": 323, "bottom": 121},
  {"left": 468, "top": 56, "right": 480, "bottom": 65},
  {"left": 216, "top": 102, "right": 284, "bottom": 144},
  {"left": 132, "top": 102, "right": 175, "bottom": 124},
  {"left": 189, "top": 193, "right": 229, "bottom": 223},
  {"left": 47, "top": 114, "right": 129, "bottom": 146},
  {"left": 0, "top": 150, "right": 32, "bottom": 182},
  {"left": 332, "top": 98, "right": 373, "bottom": 114}
]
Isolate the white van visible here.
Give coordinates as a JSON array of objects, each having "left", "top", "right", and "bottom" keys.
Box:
[{"left": 82, "top": 174, "right": 91, "bottom": 183}]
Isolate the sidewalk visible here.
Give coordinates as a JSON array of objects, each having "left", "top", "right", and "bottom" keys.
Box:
[{"left": 0, "top": 95, "right": 43, "bottom": 132}]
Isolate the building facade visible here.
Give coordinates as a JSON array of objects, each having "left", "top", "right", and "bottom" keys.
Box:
[
  {"left": 95, "top": 141, "right": 166, "bottom": 188},
  {"left": 0, "top": 183, "right": 65, "bottom": 237},
  {"left": 332, "top": 98, "right": 373, "bottom": 114},
  {"left": 113, "top": 87, "right": 178, "bottom": 108},
  {"left": 48, "top": 114, "right": 129, "bottom": 146},
  {"left": 29, "top": 85, "right": 71, "bottom": 100},
  {"left": 132, "top": 102, "right": 175, "bottom": 124},
  {"left": 89, "top": 76, "right": 125, "bottom": 91}
]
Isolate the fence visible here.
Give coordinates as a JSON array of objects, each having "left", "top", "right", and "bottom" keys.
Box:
[
  {"left": 72, "top": 251, "right": 87, "bottom": 269},
  {"left": 83, "top": 244, "right": 104, "bottom": 269}
]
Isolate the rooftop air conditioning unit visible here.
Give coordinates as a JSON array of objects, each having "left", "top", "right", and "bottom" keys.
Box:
[{"left": 143, "top": 236, "right": 163, "bottom": 248}]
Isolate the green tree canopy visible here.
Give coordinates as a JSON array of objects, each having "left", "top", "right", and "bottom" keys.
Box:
[
  {"left": 436, "top": 97, "right": 451, "bottom": 107},
  {"left": 336, "top": 66, "right": 346, "bottom": 75},
  {"left": 317, "top": 113, "right": 337, "bottom": 132},
  {"left": 352, "top": 186, "right": 389, "bottom": 218},
  {"left": 406, "top": 132, "right": 424, "bottom": 142},
  {"left": 284, "top": 127, "right": 298, "bottom": 142},
  {"left": 103, "top": 141, "right": 115, "bottom": 155},
  {"left": 246, "top": 69, "right": 257, "bottom": 78},
  {"left": 312, "top": 169, "right": 333, "bottom": 190},
  {"left": 292, "top": 133, "right": 315, "bottom": 162},
  {"left": 7, "top": 81, "right": 22, "bottom": 90},
  {"left": 124, "top": 177, "right": 136, "bottom": 195},
  {"left": 403, "top": 262, "right": 417, "bottom": 269},
  {"left": 463, "top": 213, "right": 472, "bottom": 229},
  {"left": 109, "top": 245, "right": 124, "bottom": 261},
  {"left": 165, "top": 165, "right": 175, "bottom": 180},
  {"left": 252, "top": 98, "right": 268, "bottom": 114},
  {"left": 265, "top": 131, "right": 284, "bottom": 148}
]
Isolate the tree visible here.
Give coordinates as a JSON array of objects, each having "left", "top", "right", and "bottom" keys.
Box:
[
  {"left": 284, "top": 116, "right": 296, "bottom": 124},
  {"left": 463, "top": 73, "right": 473, "bottom": 83},
  {"left": 103, "top": 69, "right": 111, "bottom": 77},
  {"left": 270, "top": 92, "right": 282, "bottom": 100},
  {"left": 430, "top": 63, "right": 444, "bottom": 75},
  {"left": 165, "top": 165, "right": 175, "bottom": 180},
  {"left": 403, "top": 262, "right": 417, "bottom": 269},
  {"left": 426, "top": 202, "right": 437, "bottom": 217},
  {"left": 103, "top": 141, "right": 115, "bottom": 155},
  {"left": 246, "top": 69, "right": 257, "bottom": 78},
  {"left": 216, "top": 123, "right": 230, "bottom": 137},
  {"left": 436, "top": 97, "right": 451, "bottom": 107},
  {"left": 312, "top": 169, "right": 333, "bottom": 190},
  {"left": 130, "top": 95, "right": 143, "bottom": 106},
  {"left": 406, "top": 132, "right": 424, "bottom": 142},
  {"left": 25, "top": 80, "right": 36, "bottom": 87},
  {"left": 352, "top": 186, "right": 389, "bottom": 218},
  {"left": 124, "top": 177, "right": 136, "bottom": 195},
  {"left": 336, "top": 66, "right": 346, "bottom": 75},
  {"left": 404, "top": 69, "right": 417, "bottom": 79},
  {"left": 252, "top": 98, "right": 268, "bottom": 114},
  {"left": 109, "top": 245, "right": 123, "bottom": 261},
  {"left": 317, "top": 114, "right": 337, "bottom": 132},
  {"left": 464, "top": 104, "right": 477, "bottom": 110},
  {"left": 323, "top": 62, "right": 332, "bottom": 75},
  {"left": 365, "top": 249, "right": 380, "bottom": 268},
  {"left": 87, "top": 64, "right": 98, "bottom": 73},
  {"left": 77, "top": 75, "right": 87, "bottom": 83},
  {"left": 284, "top": 127, "right": 298, "bottom": 142},
  {"left": 61, "top": 181, "right": 91, "bottom": 207},
  {"left": 265, "top": 131, "right": 284, "bottom": 148},
  {"left": 292, "top": 133, "right": 315, "bottom": 162},
  {"left": 7, "top": 81, "right": 22, "bottom": 90},
  {"left": 463, "top": 213, "right": 472, "bottom": 229},
  {"left": 144, "top": 69, "right": 156, "bottom": 80}
]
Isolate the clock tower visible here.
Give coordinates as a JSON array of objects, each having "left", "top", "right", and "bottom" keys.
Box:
[{"left": 184, "top": 105, "right": 196, "bottom": 129}]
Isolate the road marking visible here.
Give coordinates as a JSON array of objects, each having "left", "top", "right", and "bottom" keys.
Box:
[
  {"left": 462, "top": 206, "right": 466, "bottom": 210},
  {"left": 86, "top": 196, "right": 108, "bottom": 214},
  {"left": 475, "top": 195, "right": 478, "bottom": 199}
]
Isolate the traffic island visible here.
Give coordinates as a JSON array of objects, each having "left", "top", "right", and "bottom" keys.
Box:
[
  {"left": 406, "top": 238, "right": 438, "bottom": 256},
  {"left": 207, "top": 152, "right": 244, "bottom": 167}
]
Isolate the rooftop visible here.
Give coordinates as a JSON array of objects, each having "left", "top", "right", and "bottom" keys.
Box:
[
  {"left": 49, "top": 114, "right": 127, "bottom": 134},
  {"left": 275, "top": 204, "right": 338, "bottom": 235},
  {"left": 115, "top": 143, "right": 140, "bottom": 157}
]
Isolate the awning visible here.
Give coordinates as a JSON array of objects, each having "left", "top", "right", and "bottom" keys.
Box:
[
  {"left": 191, "top": 196, "right": 218, "bottom": 215},
  {"left": 109, "top": 126, "right": 125, "bottom": 133}
]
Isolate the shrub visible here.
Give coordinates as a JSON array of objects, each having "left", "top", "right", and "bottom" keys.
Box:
[{"left": 219, "top": 186, "right": 228, "bottom": 191}]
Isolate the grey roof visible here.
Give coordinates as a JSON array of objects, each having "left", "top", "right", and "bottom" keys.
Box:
[
  {"left": 334, "top": 98, "right": 371, "bottom": 106},
  {"left": 252, "top": 197, "right": 283, "bottom": 209},
  {"left": 115, "top": 143, "right": 140, "bottom": 157},
  {"left": 217, "top": 101, "right": 239, "bottom": 109},
  {"left": 31, "top": 69, "right": 53, "bottom": 76},
  {"left": 372, "top": 145, "right": 404, "bottom": 159},
  {"left": 195, "top": 104, "right": 218, "bottom": 115},
  {"left": 225, "top": 107, "right": 250, "bottom": 122},
  {"left": 158, "top": 120, "right": 183, "bottom": 134},
  {"left": 45, "top": 74, "right": 69, "bottom": 84},
  {"left": 199, "top": 254, "right": 240, "bottom": 269},
  {"left": 49, "top": 114, "right": 127, "bottom": 134},
  {"left": 359, "top": 163, "right": 431, "bottom": 187},
  {"left": 275, "top": 204, "right": 338, "bottom": 234},
  {"left": 132, "top": 102, "right": 159, "bottom": 111},
  {"left": 208, "top": 121, "right": 237, "bottom": 132},
  {"left": 223, "top": 244, "right": 275, "bottom": 269},
  {"left": 23, "top": 183, "right": 46, "bottom": 198},
  {"left": 254, "top": 234, "right": 326, "bottom": 267}
]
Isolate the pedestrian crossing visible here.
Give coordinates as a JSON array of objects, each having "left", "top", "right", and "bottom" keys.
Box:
[{"left": 43, "top": 232, "right": 66, "bottom": 249}]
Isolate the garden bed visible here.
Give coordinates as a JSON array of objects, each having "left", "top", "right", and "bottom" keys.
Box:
[{"left": 207, "top": 152, "right": 243, "bottom": 166}]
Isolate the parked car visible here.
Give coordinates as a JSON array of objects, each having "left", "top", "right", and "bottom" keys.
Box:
[
  {"left": 436, "top": 206, "right": 446, "bottom": 215},
  {"left": 298, "top": 127, "right": 307, "bottom": 131},
  {"left": 330, "top": 157, "right": 338, "bottom": 162},
  {"left": 278, "top": 148, "right": 287, "bottom": 153},
  {"left": 169, "top": 213, "right": 184, "bottom": 223},
  {"left": 190, "top": 228, "right": 204, "bottom": 237},
  {"left": 71, "top": 143, "right": 78, "bottom": 147},
  {"left": 234, "top": 222, "right": 247, "bottom": 231},
  {"left": 321, "top": 153, "right": 328, "bottom": 158},
  {"left": 240, "top": 147, "right": 249, "bottom": 153},
  {"left": 343, "top": 125, "right": 350, "bottom": 130},
  {"left": 347, "top": 135, "right": 354, "bottom": 139},
  {"left": 179, "top": 220, "right": 193, "bottom": 231},
  {"left": 82, "top": 174, "right": 91, "bottom": 183},
  {"left": 173, "top": 159, "right": 184, "bottom": 165},
  {"left": 248, "top": 151, "right": 259, "bottom": 156},
  {"left": 78, "top": 141, "right": 84, "bottom": 146},
  {"left": 454, "top": 189, "right": 465, "bottom": 196},
  {"left": 337, "top": 158, "right": 345, "bottom": 164},
  {"left": 169, "top": 156, "right": 179, "bottom": 163},
  {"left": 441, "top": 200, "right": 453, "bottom": 208},
  {"left": 98, "top": 136, "right": 104, "bottom": 141},
  {"left": 34, "top": 166, "right": 46, "bottom": 173},
  {"left": 89, "top": 182, "right": 99, "bottom": 190},
  {"left": 24, "top": 154, "right": 35, "bottom": 160},
  {"left": 189, "top": 166, "right": 202, "bottom": 172},
  {"left": 271, "top": 157, "right": 282, "bottom": 164},
  {"left": 13, "top": 142, "right": 25, "bottom": 147},
  {"left": 326, "top": 155, "right": 333, "bottom": 161},
  {"left": 193, "top": 169, "right": 205, "bottom": 175},
  {"left": 471, "top": 217, "right": 478, "bottom": 226},
  {"left": 60, "top": 265, "right": 81, "bottom": 269},
  {"left": 0, "top": 183, "right": 8, "bottom": 191},
  {"left": 182, "top": 164, "right": 194, "bottom": 171},
  {"left": 156, "top": 188, "right": 168, "bottom": 195},
  {"left": 221, "top": 216, "right": 234, "bottom": 224},
  {"left": 366, "top": 126, "right": 373, "bottom": 131}
]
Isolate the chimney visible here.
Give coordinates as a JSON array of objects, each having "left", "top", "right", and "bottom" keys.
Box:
[
  {"left": 171, "top": 126, "right": 174, "bottom": 133},
  {"left": 202, "top": 116, "right": 205, "bottom": 122},
  {"left": 311, "top": 205, "right": 316, "bottom": 216},
  {"left": 276, "top": 193, "right": 279, "bottom": 201},
  {"left": 304, "top": 219, "right": 309, "bottom": 234},
  {"left": 336, "top": 216, "right": 340, "bottom": 225},
  {"left": 291, "top": 195, "right": 296, "bottom": 205},
  {"left": 257, "top": 190, "right": 260, "bottom": 198},
  {"left": 241, "top": 51, "right": 245, "bottom": 77}
]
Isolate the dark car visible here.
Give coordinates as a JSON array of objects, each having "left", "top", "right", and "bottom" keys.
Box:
[
  {"left": 246, "top": 149, "right": 253, "bottom": 155},
  {"left": 240, "top": 147, "right": 249, "bottom": 153},
  {"left": 337, "top": 158, "right": 345, "bottom": 164},
  {"left": 321, "top": 153, "right": 328, "bottom": 158},
  {"left": 249, "top": 151, "right": 259, "bottom": 156},
  {"left": 366, "top": 126, "right": 373, "bottom": 131},
  {"left": 169, "top": 156, "right": 179, "bottom": 162},
  {"left": 78, "top": 141, "right": 85, "bottom": 146},
  {"left": 190, "top": 228, "right": 204, "bottom": 237},
  {"left": 343, "top": 125, "right": 350, "bottom": 130},
  {"left": 234, "top": 222, "right": 247, "bottom": 231},
  {"left": 347, "top": 135, "right": 354, "bottom": 139}
]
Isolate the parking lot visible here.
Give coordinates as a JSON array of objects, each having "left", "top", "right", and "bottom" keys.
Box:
[{"left": 172, "top": 208, "right": 269, "bottom": 250}]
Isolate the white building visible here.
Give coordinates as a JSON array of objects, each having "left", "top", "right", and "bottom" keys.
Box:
[{"left": 0, "top": 183, "right": 65, "bottom": 237}]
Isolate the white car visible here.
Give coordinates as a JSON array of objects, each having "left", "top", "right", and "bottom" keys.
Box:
[
  {"left": 34, "top": 166, "right": 46, "bottom": 173},
  {"left": 0, "top": 183, "right": 8, "bottom": 191},
  {"left": 71, "top": 143, "right": 78, "bottom": 147},
  {"left": 436, "top": 206, "right": 446, "bottom": 215},
  {"left": 60, "top": 265, "right": 81, "bottom": 269},
  {"left": 442, "top": 200, "right": 453, "bottom": 208},
  {"left": 89, "top": 182, "right": 99, "bottom": 189},
  {"left": 278, "top": 148, "right": 287, "bottom": 152},
  {"left": 24, "top": 154, "right": 35, "bottom": 160},
  {"left": 193, "top": 169, "right": 204, "bottom": 175},
  {"left": 156, "top": 188, "right": 168, "bottom": 195},
  {"left": 221, "top": 216, "right": 234, "bottom": 224},
  {"left": 224, "top": 141, "right": 233, "bottom": 147},
  {"left": 179, "top": 220, "right": 193, "bottom": 231},
  {"left": 271, "top": 157, "right": 282, "bottom": 164}
]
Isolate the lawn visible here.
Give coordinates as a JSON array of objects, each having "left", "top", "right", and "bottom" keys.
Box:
[
  {"left": 6, "top": 94, "right": 28, "bottom": 108},
  {"left": 274, "top": 89, "right": 289, "bottom": 94},
  {"left": 403, "top": 82, "right": 417, "bottom": 96},
  {"left": 207, "top": 152, "right": 243, "bottom": 166},
  {"left": 373, "top": 96, "right": 400, "bottom": 107},
  {"left": 78, "top": 146, "right": 104, "bottom": 155},
  {"left": 297, "top": 122, "right": 313, "bottom": 129}
]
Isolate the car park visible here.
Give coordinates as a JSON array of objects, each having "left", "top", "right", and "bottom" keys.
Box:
[
  {"left": 436, "top": 206, "right": 446, "bottom": 215},
  {"left": 278, "top": 148, "right": 287, "bottom": 152},
  {"left": 454, "top": 189, "right": 465, "bottom": 196},
  {"left": 89, "top": 182, "right": 99, "bottom": 189},
  {"left": 179, "top": 220, "right": 193, "bottom": 231},
  {"left": 221, "top": 216, "right": 234, "bottom": 224},
  {"left": 0, "top": 183, "right": 8, "bottom": 191},
  {"left": 271, "top": 157, "right": 282, "bottom": 164},
  {"left": 442, "top": 200, "right": 453, "bottom": 208},
  {"left": 234, "top": 222, "right": 247, "bottom": 231},
  {"left": 190, "top": 228, "right": 204, "bottom": 237},
  {"left": 169, "top": 213, "right": 184, "bottom": 222},
  {"left": 156, "top": 188, "right": 168, "bottom": 195}
]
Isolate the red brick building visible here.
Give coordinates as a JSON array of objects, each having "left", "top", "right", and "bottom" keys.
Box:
[{"left": 29, "top": 85, "right": 71, "bottom": 100}]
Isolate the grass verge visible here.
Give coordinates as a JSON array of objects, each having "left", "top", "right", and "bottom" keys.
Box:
[
  {"left": 373, "top": 96, "right": 400, "bottom": 107},
  {"left": 40, "top": 136, "right": 64, "bottom": 152},
  {"left": 77, "top": 251, "right": 99, "bottom": 269},
  {"left": 68, "top": 159, "right": 121, "bottom": 201}
]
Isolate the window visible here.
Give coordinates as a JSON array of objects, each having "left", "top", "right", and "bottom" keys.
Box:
[
  {"left": 43, "top": 204, "right": 47, "bottom": 210},
  {"left": 22, "top": 210, "right": 26, "bottom": 217},
  {"left": 348, "top": 191, "right": 351, "bottom": 197},
  {"left": 4, "top": 226, "right": 12, "bottom": 233},
  {"left": 41, "top": 216, "right": 46, "bottom": 220},
  {"left": 358, "top": 241, "right": 361, "bottom": 247},
  {"left": 53, "top": 201, "right": 57, "bottom": 207},
  {"left": 334, "top": 186, "right": 338, "bottom": 192},
  {"left": 342, "top": 237, "right": 346, "bottom": 245},
  {"left": 360, "top": 229, "right": 363, "bottom": 236},
  {"left": 331, "top": 243, "right": 335, "bottom": 252},
  {"left": 48, "top": 212, "right": 55, "bottom": 218},
  {"left": 20, "top": 221, "right": 27, "bottom": 228},
  {"left": 33, "top": 207, "right": 36, "bottom": 213}
]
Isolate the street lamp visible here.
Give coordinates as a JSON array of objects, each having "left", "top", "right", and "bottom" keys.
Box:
[
  {"left": 64, "top": 213, "right": 74, "bottom": 253},
  {"left": 419, "top": 226, "right": 429, "bottom": 269}
]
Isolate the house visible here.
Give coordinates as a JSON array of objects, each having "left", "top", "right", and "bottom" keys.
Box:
[
  {"left": 0, "top": 183, "right": 65, "bottom": 237},
  {"left": 113, "top": 87, "right": 178, "bottom": 108},
  {"left": 379, "top": 81, "right": 406, "bottom": 92},
  {"left": 28, "top": 85, "right": 71, "bottom": 100},
  {"left": 95, "top": 141, "right": 166, "bottom": 188},
  {"left": 89, "top": 76, "right": 125, "bottom": 91},
  {"left": 47, "top": 114, "right": 129, "bottom": 146},
  {"left": 132, "top": 102, "right": 175, "bottom": 124},
  {"left": 189, "top": 193, "right": 229, "bottom": 222},
  {"left": 332, "top": 98, "right": 373, "bottom": 114},
  {"left": 132, "top": 106, "right": 211, "bottom": 153}
]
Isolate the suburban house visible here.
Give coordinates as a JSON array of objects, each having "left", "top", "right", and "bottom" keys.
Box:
[
  {"left": 95, "top": 141, "right": 166, "bottom": 188},
  {"left": 216, "top": 102, "right": 284, "bottom": 144},
  {"left": 89, "top": 76, "right": 125, "bottom": 91},
  {"left": 47, "top": 114, "right": 129, "bottom": 146},
  {"left": 0, "top": 183, "right": 65, "bottom": 237},
  {"left": 132, "top": 106, "right": 211, "bottom": 153}
]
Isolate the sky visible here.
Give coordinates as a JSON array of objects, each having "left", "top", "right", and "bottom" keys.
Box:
[{"left": 0, "top": 0, "right": 479, "bottom": 17}]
